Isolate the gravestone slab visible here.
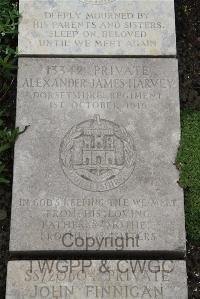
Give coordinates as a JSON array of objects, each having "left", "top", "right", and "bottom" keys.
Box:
[
  {"left": 18, "top": 0, "right": 176, "bottom": 56},
  {"left": 6, "top": 260, "right": 188, "bottom": 299},
  {"left": 10, "top": 58, "right": 186, "bottom": 254}
]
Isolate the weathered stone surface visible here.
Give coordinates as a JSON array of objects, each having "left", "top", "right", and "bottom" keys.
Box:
[
  {"left": 18, "top": 0, "right": 176, "bottom": 56},
  {"left": 6, "top": 260, "right": 188, "bottom": 299},
  {"left": 10, "top": 58, "right": 186, "bottom": 254}
]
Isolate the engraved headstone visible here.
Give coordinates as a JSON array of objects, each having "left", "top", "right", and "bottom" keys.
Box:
[
  {"left": 6, "top": 260, "right": 188, "bottom": 298},
  {"left": 19, "top": 0, "right": 176, "bottom": 56},
  {"left": 10, "top": 58, "right": 186, "bottom": 254}
]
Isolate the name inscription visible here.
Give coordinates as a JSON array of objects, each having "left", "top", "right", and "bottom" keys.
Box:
[
  {"left": 19, "top": 63, "right": 176, "bottom": 114},
  {"left": 7, "top": 260, "right": 183, "bottom": 299}
]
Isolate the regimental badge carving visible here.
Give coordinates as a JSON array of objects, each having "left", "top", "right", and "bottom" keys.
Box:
[
  {"left": 80, "top": 0, "right": 116, "bottom": 5},
  {"left": 59, "top": 115, "right": 136, "bottom": 192}
]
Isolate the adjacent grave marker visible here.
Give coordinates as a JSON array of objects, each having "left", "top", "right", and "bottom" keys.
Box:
[
  {"left": 9, "top": 58, "right": 186, "bottom": 254},
  {"left": 6, "top": 260, "right": 188, "bottom": 298},
  {"left": 18, "top": 0, "right": 176, "bottom": 56}
]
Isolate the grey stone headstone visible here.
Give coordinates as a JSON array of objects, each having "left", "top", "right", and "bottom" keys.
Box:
[
  {"left": 10, "top": 58, "right": 186, "bottom": 254},
  {"left": 6, "top": 260, "right": 188, "bottom": 299},
  {"left": 18, "top": 0, "right": 176, "bottom": 56}
]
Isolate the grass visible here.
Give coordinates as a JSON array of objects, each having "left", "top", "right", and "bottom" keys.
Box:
[
  {"left": 0, "top": 0, "right": 19, "bottom": 184},
  {"left": 0, "top": 0, "right": 19, "bottom": 92},
  {"left": 176, "top": 110, "right": 200, "bottom": 242}
]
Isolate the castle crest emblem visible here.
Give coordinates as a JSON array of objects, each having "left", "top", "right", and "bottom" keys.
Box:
[{"left": 59, "top": 115, "right": 136, "bottom": 192}]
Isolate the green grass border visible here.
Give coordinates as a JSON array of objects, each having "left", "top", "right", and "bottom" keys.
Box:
[{"left": 176, "top": 110, "right": 200, "bottom": 242}]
